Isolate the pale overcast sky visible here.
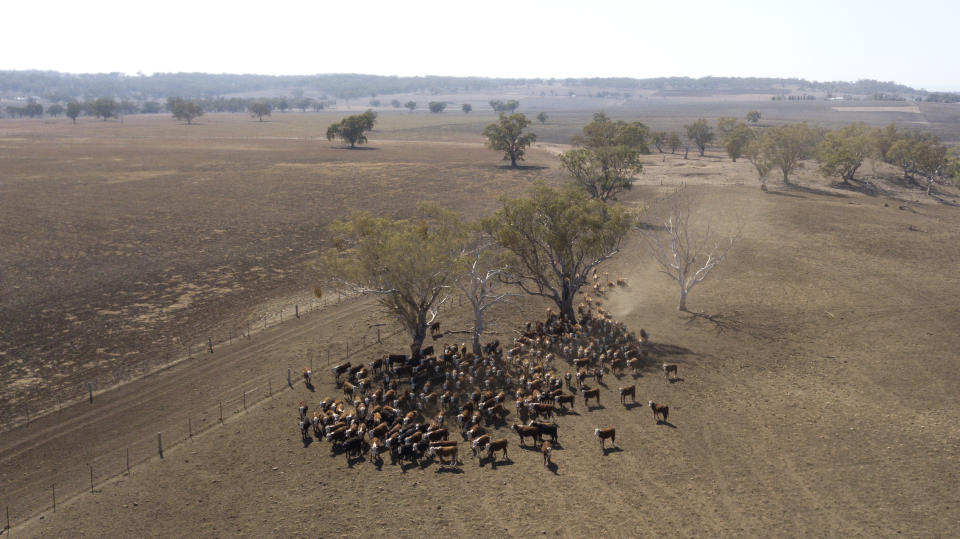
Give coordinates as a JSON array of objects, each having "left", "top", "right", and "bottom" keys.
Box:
[{"left": 3, "top": 0, "right": 957, "bottom": 90}]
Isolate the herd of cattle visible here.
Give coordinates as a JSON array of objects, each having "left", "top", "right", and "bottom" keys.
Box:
[{"left": 295, "top": 299, "right": 678, "bottom": 469}]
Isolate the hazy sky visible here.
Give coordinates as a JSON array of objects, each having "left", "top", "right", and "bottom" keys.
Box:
[{"left": 3, "top": 0, "right": 957, "bottom": 90}]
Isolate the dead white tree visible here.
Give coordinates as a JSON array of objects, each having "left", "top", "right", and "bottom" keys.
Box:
[
  {"left": 454, "top": 242, "right": 516, "bottom": 356},
  {"left": 639, "top": 193, "right": 739, "bottom": 311}
]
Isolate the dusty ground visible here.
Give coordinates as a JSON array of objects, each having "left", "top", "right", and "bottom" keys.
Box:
[{"left": 3, "top": 111, "right": 960, "bottom": 536}]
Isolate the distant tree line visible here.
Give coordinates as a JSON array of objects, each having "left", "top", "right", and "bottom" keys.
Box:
[{"left": 0, "top": 71, "right": 935, "bottom": 103}]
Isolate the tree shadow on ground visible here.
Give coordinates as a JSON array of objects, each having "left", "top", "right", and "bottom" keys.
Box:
[
  {"left": 682, "top": 310, "right": 745, "bottom": 336},
  {"left": 494, "top": 164, "right": 549, "bottom": 171}
]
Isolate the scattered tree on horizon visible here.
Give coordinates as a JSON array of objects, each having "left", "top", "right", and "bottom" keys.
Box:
[
  {"left": 746, "top": 110, "right": 761, "bottom": 124},
  {"left": 405, "top": 101, "right": 417, "bottom": 112},
  {"left": 652, "top": 131, "right": 668, "bottom": 153},
  {"left": 66, "top": 101, "right": 81, "bottom": 123},
  {"left": 428, "top": 101, "right": 447, "bottom": 113},
  {"left": 887, "top": 131, "right": 948, "bottom": 195},
  {"left": 169, "top": 97, "right": 204, "bottom": 125},
  {"left": 536, "top": 112, "right": 548, "bottom": 124},
  {"left": 91, "top": 97, "right": 118, "bottom": 121},
  {"left": 483, "top": 113, "right": 537, "bottom": 168},
  {"left": 717, "top": 118, "right": 754, "bottom": 162},
  {"left": 47, "top": 104, "right": 64, "bottom": 117},
  {"left": 745, "top": 136, "right": 775, "bottom": 191},
  {"left": 685, "top": 119, "right": 715, "bottom": 156},
  {"left": 462, "top": 103, "right": 472, "bottom": 114},
  {"left": 482, "top": 182, "right": 631, "bottom": 320},
  {"left": 249, "top": 101, "right": 272, "bottom": 121},
  {"left": 489, "top": 99, "right": 520, "bottom": 113},
  {"left": 326, "top": 109, "right": 377, "bottom": 148}
]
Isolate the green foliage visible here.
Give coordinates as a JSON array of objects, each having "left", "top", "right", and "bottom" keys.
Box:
[
  {"left": 816, "top": 123, "right": 874, "bottom": 183},
  {"left": 719, "top": 122, "right": 755, "bottom": 162},
  {"left": 684, "top": 119, "right": 714, "bottom": 156},
  {"left": 573, "top": 113, "right": 650, "bottom": 153},
  {"left": 461, "top": 103, "right": 472, "bottom": 114},
  {"left": 763, "top": 122, "right": 820, "bottom": 184},
  {"left": 428, "top": 101, "right": 447, "bottom": 113},
  {"left": 489, "top": 99, "right": 520, "bottom": 113},
  {"left": 651, "top": 131, "right": 667, "bottom": 153},
  {"left": 91, "top": 97, "right": 118, "bottom": 121},
  {"left": 46, "top": 104, "right": 64, "bottom": 117},
  {"left": 946, "top": 148, "right": 960, "bottom": 187},
  {"left": 536, "top": 112, "right": 548, "bottom": 124},
  {"left": 560, "top": 146, "right": 644, "bottom": 202},
  {"left": 297, "top": 98, "right": 315, "bottom": 112},
  {"left": 667, "top": 132, "right": 682, "bottom": 154},
  {"left": 888, "top": 132, "right": 948, "bottom": 193},
  {"left": 168, "top": 97, "right": 204, "bottom": 124},
  {"left": 326, "top": 109, "right": 377, "bottom": 148},
  {"left": 482, "top": 182, "right": 630, "bottom": 319},
  {"left": 404, "top": 101, "right": 416, "bottom": 112},
  {"left": 745, "top": 136, "right": 775, "bottom": 191},
  {"left": 746, "top": 110, "right": 761, "bottom": 124},
  {"left": 249, "top": 101, "right": 272, "bottom": 121},
  {"left": 319, "top": 204, "right": 466, "bottom": 356},
  {"left": 65, "top": 101, "right": 81, "bottom": 123},
  {"left": 483, "top": 113, "right": 537, "bottom": 168},
  {"left": 872, "top": 123, "right": 900, "bottom": 162},
  {"left": 142, "top": 101, "right": 162, "bottom": 114}
]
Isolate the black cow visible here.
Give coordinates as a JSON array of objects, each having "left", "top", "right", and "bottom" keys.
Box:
[{"left": 529, "top": 421, "right": 559, "bottom": 443}]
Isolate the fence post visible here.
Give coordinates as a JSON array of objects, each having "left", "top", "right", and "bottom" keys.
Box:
[
  {"left": 296, "top": 304, "right": 299, "bottom": 318},
  {"left": 52, "top": 484, "right": 56, "bottom": 513},
  {"left": 219, "top": 401, "right": 223, "bottom": 422},
  {"left": 327, "top": 347, "right": 331, "bottom": 365},
  {"left": 88, "top": 382, "right": 93, "bottom": 403},
  {"left": 5, "top": 505, "right": 9, "bottom": 534},
  {"left": 58, "top": 394, "right": 62, "bottom": 413},
  {"left": 268, "top": 380, "right": 272, "bottom": 397},
  {"left": 347, "top": 343, "right": 350, "bottom": 361},
  {"left": 310, "top": 357, "right": 313, "bottom": 371},
  {"left": 378, "top": 328, "right": 381, "bottom": 343},
  {"left": 287, "top": 369, "right": 292, "bottom": 388},
  {"left": 280, "top": 309, "right": 283, "bottom": 323},
  {"left": 242, "top": 391, "right": 246, "bottom": 411},
  {"left": 208, "top": 337, "right": 213, "bottom": 354},
  {"left": 90, "top": 464, "right": 94, "bottom": 493},
  {"left": 126, "top": 448, "right": 130, "bottom": 475},
  {"left": 157, "top": 432, "right": 163, "bottom": 458},
  {"left": 189, "top": 418, "right": 192, "bottom": 438}
]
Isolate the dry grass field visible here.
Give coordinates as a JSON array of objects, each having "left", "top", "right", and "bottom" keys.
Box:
[{"left": 2, "top": 107, "right": 960, "bottom": 536}]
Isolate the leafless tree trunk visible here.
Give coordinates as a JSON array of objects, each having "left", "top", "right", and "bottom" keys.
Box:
[
  {"left": 455, "top": 243, "right": 516, "bottom": 356},
  {"left": 639, "top": 192, "right": 739, "bottom": 311}
]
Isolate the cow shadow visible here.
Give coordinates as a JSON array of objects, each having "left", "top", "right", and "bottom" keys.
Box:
[
  {"left": 668, "top": 377, "right": 685, "bottom": 384},
  {"left": 657, "top": 420, "right": 678, "bottom": 429},
  {"left": 586, "top": 404, "right": 604, "bottom": 412},
  {"left": 602, "top": 446, "right": 624, "bottom": 456},
  {"left": 546, "top": 462, "right": 559, "bottom": 475},
  {"left": 490, "top": 458, "right": 514, "bottom": 469},
  {"left": 597, "top": 380, "right": 608, "bottom": 389},
  {"left": 302, "top": 436, "right": 313, "bottom": 448},
  {"left": 559, "top": 409, "right": 579, "bottom": 416},
  {"left": 305, "top": 381, "right": 315, "bottom": 392},
  {"left": 346, "top": 455, "right": 365, "bottom": 468},
  {"left": 630, "top": 373, "right": 643, "bottom": 380},
  {"left": 436, "top": 465, "right": 464, "bottom": 474},
  {"left": 623, "top": 401, "right": 642, "bottom": 410}
]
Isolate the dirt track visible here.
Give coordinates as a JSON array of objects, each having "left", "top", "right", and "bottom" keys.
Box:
[{"left": 7, "top": 179, "right": 960, "bottom": 536}]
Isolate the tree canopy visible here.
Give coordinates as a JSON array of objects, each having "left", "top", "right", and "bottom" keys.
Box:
[
  {"left": 717, "top": 119, "right": 754, "bottom": 162},
  {"left": 573, "top": 112, "right": 650, "bottom": 153},
  {"left": 816, "top": 122, "right": 873, "bottom": 184},
  {"left": 404, "top": 101, "right": 416, "bottom": 112},
  {"left": 684, "top": 119, "right": 715, "bottom": 156},
  {"left": 482, "top": 182, "right": 630, "bottom": 320},
  {"left": 428, "top": 101, "right": 447, "bottom": 113},
  {"left": 461, "top": 103, "right": 472, "bottom": 114},
  {"left": 761, "top": 122, "right": 820, "bottom": 184},
  {"left": 169, "top": 97, "right": 204, "bottom": 124},
  {"left": 249, "top": 101, "right": 272, "bottom": 121},
  {"left": 483, "top": 113, "right": 537, "bottom": 168},
  {"left": 66, "top": 101, "right": 81, "bottom": 123},
  {"left": 326, "top": 109, "right": 377, "bottom": 148},
  {"left": 888, "top": 131, "right": 948, "bottom": 194},
  {"left": 536, "top": 112, "right": 548, "bottom": 124},
  {"left": 318, "top": 204, "right": 466, "bottom": 357},
  {"left": 489, "top": 99, "right": 520, "bottom": 113},
  {"left": 746, "top": 111, "right": 761, "bottom": 124},
  {"left": 91, "top": 97, "right": 118, "bottom": 121}
]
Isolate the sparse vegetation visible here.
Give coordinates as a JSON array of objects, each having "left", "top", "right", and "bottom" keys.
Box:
[
  {"left": 249, "top": 101, "right": 272, "bottom": 121},
  {"left": 326, "top": 110, "right": 377, "bottom": 148},
  {"left": 685, "top": 119, "right": 714, "bottom": 156},
  {"left": 428, "top": 101, "right": 447, "bottom": 113},
  {"left": 816, "top": 122, "right": 873, "bottom": 184},
  {"left": 168, "top": 97, "right": 204, "bottom": 125}
]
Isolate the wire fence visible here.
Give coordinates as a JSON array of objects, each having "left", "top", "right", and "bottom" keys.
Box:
[
  {"left": 1, "top": 292, "right": 407, "bottom": 534},
  {"left": 0, "top": 292, "right": 372, "bottom": 432}
]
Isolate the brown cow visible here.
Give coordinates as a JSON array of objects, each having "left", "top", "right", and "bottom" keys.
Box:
[
  {"left": 581, "top": 387, "right": 601, "bottom": 407},
  {"left": 649, "top": 401, "right": 669, "bottom": 424},
  {"left": 484, "top": 439, "right": 509, "bottom": 462},
  {"left": 542, "top": 441, "right": 553, "bottom": 467},
  {"left": 663, "top": 363, "right": 678, "bottom": 380},
  {"left": 619, "top": 385, "right": 636, "bottom": 405},
  {"left": 471, "top": 434, "right": 491, "bottom": 458},
  {"left": 512, "top": 424, "right": 539, "bottom": 446},
  {"left": 426, "top": 427, "right": 449, "bottom": 442},
  {"left": 429, "top": 444, "right": 460, "bottom": 465},
  {"left": 556, "top": 394, "right": 575, "bottom": 410},
  {"left": 595, "top": 427, "right": 616, "bottom": 451}
]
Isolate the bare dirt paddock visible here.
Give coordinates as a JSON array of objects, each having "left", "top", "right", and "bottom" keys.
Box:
[{"left": 2, "top": 112, "right": 960, "bottom": 536}]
